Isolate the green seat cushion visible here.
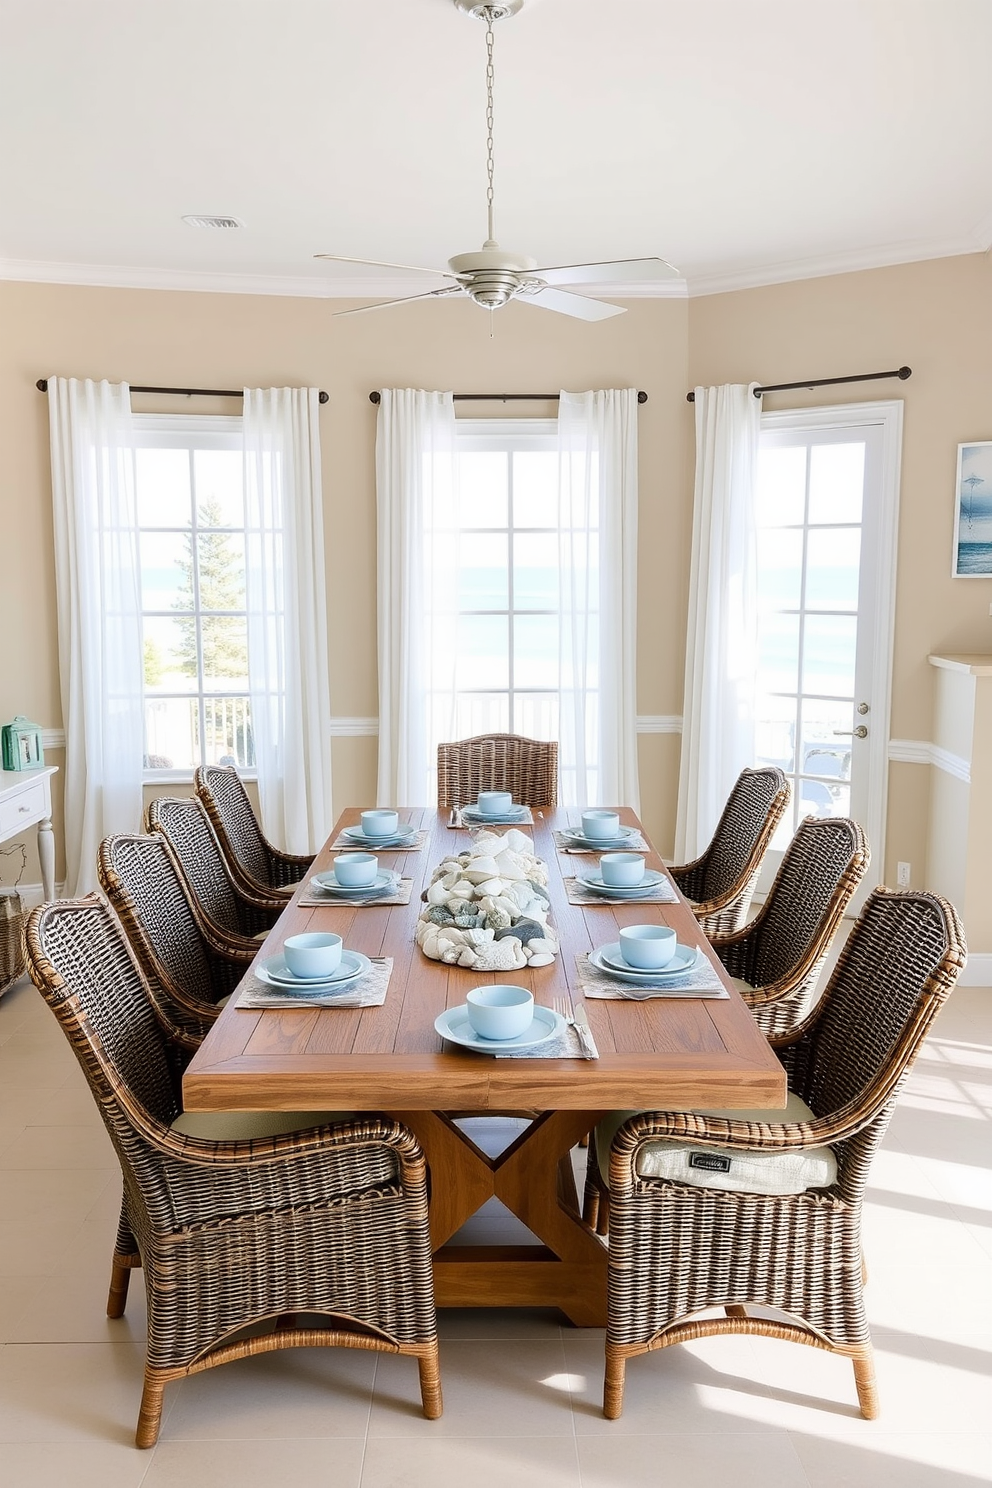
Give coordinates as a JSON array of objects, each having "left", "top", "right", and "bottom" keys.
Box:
[
  {"left": 172, "top": 1110, "right": 356, "bottom": 1141},
  {"left": 596, "top": 1091, "right": 837, "bottom": 1195}
]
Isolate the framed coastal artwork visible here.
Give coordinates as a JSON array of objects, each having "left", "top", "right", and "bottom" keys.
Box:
[{"left": 953, "top": 442, "right": 992, "bottom": 577}]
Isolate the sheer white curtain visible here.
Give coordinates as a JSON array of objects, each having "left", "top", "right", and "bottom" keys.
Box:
[
  {"left": 375, "top": 389, "right": 458, "bottom": 806},
  {"left": 558, "top": 389, "right": 640, "bottom": 811},
  {"left": 675, "top": 383, "right": 762, "bottom": 859},
  {"left": 48, "top": 377, "right": 144, "bottom": 894},
  {"left": 243, "top": 387, "right": 331, "bottom": 854}
]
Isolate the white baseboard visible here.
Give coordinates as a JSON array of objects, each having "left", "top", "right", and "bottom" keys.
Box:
[{"left": 957, "top": 953, "right": 992, "bottom": 988}]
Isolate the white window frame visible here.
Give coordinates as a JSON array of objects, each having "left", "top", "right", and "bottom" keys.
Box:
[{"left": 132, "top": 413, "right": 254, "bottom": 784}]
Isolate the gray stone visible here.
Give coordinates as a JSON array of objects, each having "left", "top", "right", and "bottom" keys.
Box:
[
  {"left": 494, "top": 918, "right": 545, "bottom": 945},
  {"left": 426, "top": 904, "right": 455, "bottom": 926}
]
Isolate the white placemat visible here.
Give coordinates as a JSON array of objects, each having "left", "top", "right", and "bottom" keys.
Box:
[
  {"left": 553, "top": 828, "right": 649, "bottom": 854},
  {"left": 564, "top": 875, "right": 679, "bottom": 907},
  {"left": 575, "top": 950, "right": 729, "bottom": 1000},
  {"left": 494, "top": 1017, "right": 599, "bottom": 1060},
  {"left": 329, "top": 829, "right": 428, "bottom": 853},
  {"left": 298, "top": 876, "right": 414, "bottom": 908},
  {"left": 450, "top": 806, "right": 536, "bottom": 829},
  {"left": 234, "top": 957, "right": 394, "bottom": 1010}
]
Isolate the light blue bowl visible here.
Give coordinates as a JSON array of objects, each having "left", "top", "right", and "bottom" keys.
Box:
[
  {"left": 466, "top": 984, "right": 534, "bottom": 1040},
  {"left": 361, "top": 809, "right": 399, "bottom": 839},
  {"left": 600, "top": 852, "right": 646, "bottom": 887},
  {"left": 283, "top": 932, "right": 343, "bottom": 979},
  {"left": 581, "top": 809, "right": 621, "bottom": 839},
  {"left": 477, "top": 791, "right": 513, "bottom": 817},
  {"left": 618, "top": 925, "right": 677, "bottom": 970},
  {"left": 334, "top": 853, "right": 378, "bottom": 888}
]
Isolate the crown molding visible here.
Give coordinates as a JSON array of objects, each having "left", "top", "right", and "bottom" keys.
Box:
[
  {"left": 686, "top": 234, "right": 990, "bottom": 299},
  {"left": 0, "top": 257, "right": 687, "bottom": 302}
]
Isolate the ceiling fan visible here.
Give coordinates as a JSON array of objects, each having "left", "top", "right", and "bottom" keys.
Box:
[{"left": 316, "top": 0, "right": 679, "bottom": 321}]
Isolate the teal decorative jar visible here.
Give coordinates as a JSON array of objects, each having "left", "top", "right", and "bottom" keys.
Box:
[{"left": 1, "top": 716, "right": 44, "bottom": 772}]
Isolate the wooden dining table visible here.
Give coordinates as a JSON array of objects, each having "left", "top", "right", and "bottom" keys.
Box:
[{"left": 183, "top": 807, "right": 786, "bottom": 1327}]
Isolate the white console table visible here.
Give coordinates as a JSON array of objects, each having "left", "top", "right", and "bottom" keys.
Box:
[{"left": 0, "top": 765, "right": 58, "bottom": 901}]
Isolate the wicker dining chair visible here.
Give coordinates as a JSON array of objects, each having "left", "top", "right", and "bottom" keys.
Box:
[
  {"left": 194, "top": 763, "right": 314, "bottom": 901},
  {"left": 669, "top": 766, "right": 790, "bottom": 935},
  {"left": 436, "top": 733, "right": 559, "bottom": 809},
  {"left": 598, "top": 886, "right": 966, "bottom": 1422},
  {"left": 712, "top": 815, "right": 870, "bottom": 1039},
  {"left": 98, "top": 832, "right": 256, "bottom": 1053},
  {"left": 147, "top": 795, "right": 282, "bottom": 942},
  {"left": 24, "top": 896, "right": 442, "bottom": 1446}
]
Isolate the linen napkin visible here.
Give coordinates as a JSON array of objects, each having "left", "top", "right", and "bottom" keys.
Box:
[
  {"left": 553, "top": 828, "right": 649, "bottom": 854},
  {"left": 563, "top": 874, "right": 678, "bottom": 907},
  {"left": 575, "top": 950, "right": 729, "bottom": 1000},
  {"left": 329, "top": 828, "right": 429, "bottom": 853},
  {"left": 298, "top": 875, "right": 413, "bottom": 908},
  {"left": 234, "top": 957, "right": 393, "bottom": 1010}
]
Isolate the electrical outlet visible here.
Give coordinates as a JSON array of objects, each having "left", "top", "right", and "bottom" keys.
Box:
[{"left": 897, "top": 861, "right": 911, "bottom": 887}]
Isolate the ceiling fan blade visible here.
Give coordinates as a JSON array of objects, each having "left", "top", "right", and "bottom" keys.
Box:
[
  {"left": 332, "top": 287, "right": 464, "bottom": 318},
  {"left": 520, "top": 287, "right": 626, "bottom": 321},
  {"left": 315, "top": 252, "right": 458, "bottom": 279},
  {"left": 531, "top": 256, "right": 680, "bottom": 287}
]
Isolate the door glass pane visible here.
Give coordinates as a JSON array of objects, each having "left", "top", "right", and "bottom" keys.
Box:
[
  {"left": 800, "top": 697, "right": 854, "bottom": 783},
  {"left": 805, "top": 528, "right": 861, "bottom": 611},
  {"left": 802, "top": 615, "right": 857, "bottom": 695},
  {"left": 757, "top": 613, "right": 800, "bottom": 693},
  {"left": 756, "top": 529, "right": 803, "bottom": 610},
  {"left": 136, "top": 448, "right": 191, "bottom": 527},
  {"left": 808, "top": 442, "right": 865, "bottom": 524},
  {"left": 756, "top": 444, "right": 806, "bottom": 526},
  {"left": 458, "top": 534, "right": 508, "bottom": 610},
  {"left": 514, "top": 532, "right": 559, "bottom": 608},
  {"left": 754, "top": 695, "right": 797, "bottom": 774},
  {"left": 513, "top": 452, "right": 558, "bottom": 528},
  {"left": 799, "top": 777, "right": 851, "bottom": 821},
  {"left": 457, "top": 452, "right": 508, "bottom": 527}
]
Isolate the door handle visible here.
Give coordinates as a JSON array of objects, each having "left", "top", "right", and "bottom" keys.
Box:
[{"left": 833, "top": 726, "right": 868, "bottom": 739}]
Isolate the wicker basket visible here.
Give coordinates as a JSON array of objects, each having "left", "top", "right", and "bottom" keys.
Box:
[{"left": 0, "top": 888, "right": 27, "bottom": 996}]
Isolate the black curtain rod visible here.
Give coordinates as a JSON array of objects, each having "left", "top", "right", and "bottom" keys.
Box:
[
  {"left": 685, "top": 366, "right": 911, "bottom": 402},
  {"left": 368, "top": 390, "right": 648, "bottom": 405},
  {"left": 36, "top": 379, "right": 329, "bottom": 404}
]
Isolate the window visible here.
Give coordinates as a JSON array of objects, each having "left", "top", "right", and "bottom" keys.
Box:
[
  {"left": 134, "top": 415, "right": 252, "bottom": 778},
  {"left": 427, "top": 419, "right": 597, "bottom": 802}
]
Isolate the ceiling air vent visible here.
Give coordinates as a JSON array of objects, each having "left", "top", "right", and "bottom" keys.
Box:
[{"left": 182, "top": 214, "right": 244, "bottom": 229}]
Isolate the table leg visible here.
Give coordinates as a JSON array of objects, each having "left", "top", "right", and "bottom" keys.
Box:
[
  {"left": 38, "top": 817, "right": 55, "bottom": 902},
  {"left": 394, "top": 1108, "right": 607, "bottom": 1326}
]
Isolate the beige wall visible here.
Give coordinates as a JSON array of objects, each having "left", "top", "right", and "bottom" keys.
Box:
[
  {"left": 4, "top": 252, "right": 991, "bottom": 942},
  {"left": 0, "top": 281, "right": 689, "bottom": 885}
]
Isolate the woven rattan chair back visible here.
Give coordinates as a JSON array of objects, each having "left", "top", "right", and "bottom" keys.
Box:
[
  {"left": 670, "top": 766, "right": 789, "bottom": 935},
  {"left": 146, "top": 795, "right": 278, "bottom": 940},
  {"left": 98, "top": 833, "right": 231, "bottom": 1041},
  {"left": 436, "top": 733, "right": 559, "bottom": 808},
  {"left": 24, "top": 897, "right": 443, "bottom": 1445},
  {"left": 194, "top": 764, "right": 271, "bottom": 884}
]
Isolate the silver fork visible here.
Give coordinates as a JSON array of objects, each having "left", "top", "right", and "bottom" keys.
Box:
[{"left": 553, "top": 995, "right": 597, "bottom": 1058}]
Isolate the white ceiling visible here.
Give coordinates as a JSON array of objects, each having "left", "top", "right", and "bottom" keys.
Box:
[{"left": 3, "top": 0, "right": 992, "bottom": 301}]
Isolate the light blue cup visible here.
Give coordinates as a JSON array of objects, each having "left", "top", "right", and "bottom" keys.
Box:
[
  {"left": 334, "top": 853, "right": 378, "bottom": 888},
  {"left": 361, "top": 808, "right": 399, "bottom": 839},
  {"left": 600, "top": 852, "right": 645, "bottom": 887},
  {"left": 466, "top": 984, "right": 534, "bottom": 1040},
  {"left": 283, "top": 932, "right": 343, "bottom": 979},
  {"left": 477, "top": 790, "right": 513, "bottom": 817},
  {"left": 618, "top": 924, "right": 677, "bottom": 970},
  {"left": 581, "top": 809, "right": 621, "bottom": 839}
]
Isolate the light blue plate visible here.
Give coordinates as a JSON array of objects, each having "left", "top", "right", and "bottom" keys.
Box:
[
  {"left": 312, "top": 870, "right": 399, "bottom": 896},
  {"left": 342, "top": 824, "right": 416, "bottom": 846},
  {"left": 434, "top": 1003, "right": 564, "bottom": 1052},
  {"left": 591, "top": 942, "right": 698, "bottom": 981},
  {"left": 576, "top": 869, "right": 667, "bottom": 896},
  {"left": 560, "top": 825, "right": 637, "bottom": 848},
  {"left": 461, "top": 805, "right": 530, "bottom": 824},
  {"left": 256, "top": 949, "right": 370, "bottom": 991}
]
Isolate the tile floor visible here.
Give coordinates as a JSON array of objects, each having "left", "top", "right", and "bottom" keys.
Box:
[{"left": 0, "top": 969, "right": 990, "bottom": 1488}]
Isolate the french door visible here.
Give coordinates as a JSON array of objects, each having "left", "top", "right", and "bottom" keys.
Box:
[{"left": 753, "top": 401, "right": 903, "bottom": 903}]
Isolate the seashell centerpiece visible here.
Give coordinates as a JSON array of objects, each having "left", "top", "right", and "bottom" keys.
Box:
[{"left": 415, "top": 829, "right": 559, "bottom": 970}]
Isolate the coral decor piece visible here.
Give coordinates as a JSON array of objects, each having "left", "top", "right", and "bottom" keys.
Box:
[{"left": 415, "top": 829, "right": 559, "bottom": 970}]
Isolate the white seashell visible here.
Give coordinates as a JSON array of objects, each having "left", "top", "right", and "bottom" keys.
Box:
[
  {"left": 465, "top": 927, "right": 495, "bottom": 947},
  {"left": 452, "top": 880, "right": 475, "bottom": 899},
  {"left": 457, "top": 947, "right": 478, "bottom": 967},
  {"left": 493, "top": 851, "right": 528, "bottom": 882},
  {"left": 472, "top": 938, "right": 527, "bottom": 971},
  {"left": 527, "top": 937, "right": 557, "bottom": 955},
  {"left": 440, "top": 943, "right": 461, "bottom": 964},
  {"left": 427, "top": 881, "right": 450, "bottom": 905},
  {"left": 526, "top": 952, "right": 555, "bottom": 967}
]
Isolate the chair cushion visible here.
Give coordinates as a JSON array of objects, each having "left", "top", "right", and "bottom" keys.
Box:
[
  {"left": 172, "top": 1110, "right": 355, "bottom": 1141},
  {"left": 597, "top": 1092, "right": 838, "bottom": 1195}
]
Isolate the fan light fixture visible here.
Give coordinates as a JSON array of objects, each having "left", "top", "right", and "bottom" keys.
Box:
[{"left": 316, "top": 1, "right": 679, "bottom": 320}]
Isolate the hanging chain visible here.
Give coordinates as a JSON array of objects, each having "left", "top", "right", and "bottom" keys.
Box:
[{"left": 484, "top": 11, "right": 497, "bottom": 242}]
